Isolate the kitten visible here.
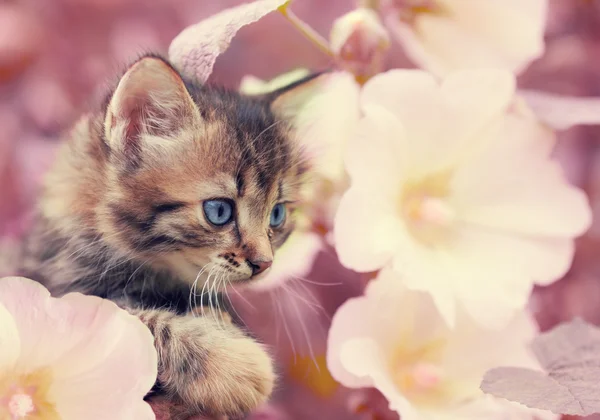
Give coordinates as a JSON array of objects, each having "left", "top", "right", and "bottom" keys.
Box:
[{"left": 17, "top": 55, "right": 316, "bottom": 418}]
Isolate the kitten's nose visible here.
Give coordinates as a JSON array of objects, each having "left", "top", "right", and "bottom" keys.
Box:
[{"left": 247, "top": 259, "right": 272, "bottom": 276}]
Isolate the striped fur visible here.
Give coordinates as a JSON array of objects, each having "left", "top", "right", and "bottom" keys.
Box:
[{"left": 17, "top": 55, "right": 316, "bottom": 417}]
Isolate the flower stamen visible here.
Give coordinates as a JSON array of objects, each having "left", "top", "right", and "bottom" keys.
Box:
[
  {"left": 0, "top": 369, "right": 59, "bottom": 420},
  {"left": 401, "top": 171, "right": 454, "bottom": 246},
  {"left": 395, "top": 0, "right": 446, "bottom": 24},
  {"left": 8, "top": 393, "right": 35, "bottom": 418}
]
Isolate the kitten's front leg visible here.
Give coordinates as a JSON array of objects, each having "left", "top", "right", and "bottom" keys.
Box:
[{"left": 129, "top": 307, "right": 275, "bottom": 418}]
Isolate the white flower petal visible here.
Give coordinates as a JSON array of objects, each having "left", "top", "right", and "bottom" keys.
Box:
[
  {"left": 444, "top": 310, "right": 539, "bottom": 382},
  {"left": 345, "top": 103, "right": 407, "bottom": 188},
  {"left": 340, "top": 337, "right": 420, "bottom": 420},
  {"left": 437, "top": 0, "right": 546, "bottom": 70},
  {"left": 51, "top": 294, "right": 156, "bottom": 419},
  {"left": 0, "top": 300, "right": 19, "bottom": 371},
  {"left": 329, "top": 269, "right": 545, "bottom": 420},
  {"left": 421, "top": 15, "right": 509, "bottom": 71},
  {"left": 334, "top": 186, "right": 403, "bottom": 272},
  {"left": 440, "top": 226, "right": 538, "bottom": 328},
  {"left": 387, "top": 0, "right": 546, "bottom": 76},
  {"left": 361, "top": 70, "right": 446, "bottom": 172},
  {"left": 525, "top": 238, "right": 574, "bottom": 285},
  {"left": 440, "top": 69, "right": 515, "bottom": 150},
  {"left": 391, "top": 245, "right": 459, "bottom": 328},
  {"left": 328, "top": 286, "right": 398, "bottom": 388},
  {"left": 297, "top": 72, "right": 360, "bottom": 183},
  {"left": 455, "top": 115, "right": 591, "bottom": 237},
  {"left": 0, "top": 277, "right": 156, "bottom": 419},
  {"left": 520, "top": 90, "right": 600, "bottom": 130}
]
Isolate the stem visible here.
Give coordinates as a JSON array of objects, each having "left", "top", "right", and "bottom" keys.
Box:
[
  {"left": 356, "top": 0, "right": 380, "bottom": 9},
  {"left": 278, "top": 3, "right": 334, "bottom": 58}
]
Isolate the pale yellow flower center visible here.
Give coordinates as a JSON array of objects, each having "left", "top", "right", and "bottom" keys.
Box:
[
  {"left": 0, "top": 369, "right": 59, "bottom": 420},
  {"left": 397, "top": 0, "right": 446, "bottom": 24},
  {"left": 391, "top": 337, "right": 448, "bottom": 404},
  {"left": 401, "top": 171, "right": 455, "bottom": 246},
  {"left": 397, "top": 362, "right": 444, "bottom": 392}
]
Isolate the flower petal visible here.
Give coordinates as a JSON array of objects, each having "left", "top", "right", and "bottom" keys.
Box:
[
  {"left": 525, "top": 238, "right": 574, "bottom": 285},
  {"left": 438, "top": 226, "right": 540, "bottom": 328},
  {"left": 0, "top": 300, "right": 19, "bottom": 371},
  {"left": 328, "top": 302, "right": 378, "bottom": 389},
  {"left": 386, "top": 0, "right": 546, "bottom": 76},
  {"left": 360, "top": 70, "right": 443, "bottom": 173},
  {"left": 168, "top": 0, "right": 288, "bottom": 84},
  {"left": 50, "top": 293, "right": 156, "bottom": 419},
  {"left": 339, "top": 337, "right": 419, "bottom": 420},
  {"left": 334, "top": 186, "right": 403, "bottom": 272},
  {"left": 390, "top": 243, "right": 459, "bottom": 328},
  {"left": 455, "top": 115, "right": 591, "bottom": 238},
  {"left": 0, "top": 277, "right": 156, "bottom": 419},
  {"left": 444, "top": 309, "right": 539, "bottom": 381},
  {"left": 360, "top": 69, "right": 515, "bottom": 176},
  {"left": 297, "top": 72, "right": 360, "bottom": 183},
  {"left": 437, "top": 0, "right": 546, "bottom": 71},
  {"left": 0, "top": 277, "right": 61, "bottom": 369},
  {"left": 520, "top": 90, "right": 600, "bottom": 130},
  {"left": 345, "top": 103, "right": 407, "bottom": 189},
  {"left": 439, "top": 69, "right": 515, "bottom": 151}
]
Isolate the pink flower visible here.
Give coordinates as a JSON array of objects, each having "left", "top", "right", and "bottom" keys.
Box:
[
  {"left": 334, "top": 69, "right": 592, "bottom": 328},
  {"left": 381, "top": 0, "right": 547, "bottom": 76},
  {"left": 0, "top": 277, "right": 157, "bottom": 419},
  {"left": 327, "top": 269, "right": 558, "bottom": 420}
]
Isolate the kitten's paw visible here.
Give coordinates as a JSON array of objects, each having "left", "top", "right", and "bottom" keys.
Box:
[{"left": 155, "top": 313, "right": 275, "bottom": 418}]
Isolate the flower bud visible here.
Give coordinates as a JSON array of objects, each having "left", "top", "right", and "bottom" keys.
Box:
[{"left": 329, "top": 8, "right": 390, "bottom": 82}]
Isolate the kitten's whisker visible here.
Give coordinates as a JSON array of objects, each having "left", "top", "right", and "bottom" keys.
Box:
[
  {"left": 223, "top": 277, "right": 246, "bottom": 327},
  {"left": 292, "top": 276, "right": 342, "bottom": 287},
  {"left": 229, "top": 286, "right": 256, "bottom": 312},
  {"left": 269, "top": 293, "right": 282, "bottom": 347},
  {"left": 288, "top": 287, "right": 320, "bottom": 373},
  {"left": 214, "top": 267, "right": 227, "bottom": 327},
  {"left": 189, "top": 263, "right": 209, "bottom": 318},
  {"left": 206, "top": 265, "right": 217, "bottom": 322},
  {"left": 281, "top": 281, "right": 329, "bottom": 340},
  {"left": 64, "top": 231, "right": 121, "bottom": 260},
  {"left": 282, "top": 286, "right": 320, "bottom": 318},
  {"left": 199, "top": 265, "right": 215, "bottom": 318},
  {"left": 274, "top": 288, "right": 297, "bottom": 364},
  {"left": 290, "top": 277, "right": 332, "bottom": 322},
  {"left": 123, "top": 257, "right": 149, "bottom": 297}
]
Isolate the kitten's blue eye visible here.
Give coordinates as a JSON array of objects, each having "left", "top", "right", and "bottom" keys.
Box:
[
  {"left": 270, "top": 203, "right": 286, "bottom": 227},
  {"left": 203, "top": 199, "right": 233, "bottom": 226}
]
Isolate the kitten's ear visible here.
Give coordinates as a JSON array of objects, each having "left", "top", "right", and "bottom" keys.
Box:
[
  {"left": 266, "top": 72, "right": 328, "bottom": 121},
  {"left": 104, "top": 56, "right": 199, "bottom": 164}
]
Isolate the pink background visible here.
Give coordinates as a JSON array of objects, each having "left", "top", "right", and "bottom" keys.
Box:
[{"left": 2, "top": 1, "right": 600, "bottom": 419}]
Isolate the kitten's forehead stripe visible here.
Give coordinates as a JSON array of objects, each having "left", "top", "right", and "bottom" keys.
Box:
[
  {"left": 187, "top": 86, "right": 297, "bottom": 203},
  {"left": 235, "top": 171, "right": 246, "bottom": 197}
]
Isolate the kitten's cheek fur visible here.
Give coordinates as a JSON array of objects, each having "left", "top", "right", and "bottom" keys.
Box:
[{"left": 132, "top": 308, "right": 275, "bottom": 418}]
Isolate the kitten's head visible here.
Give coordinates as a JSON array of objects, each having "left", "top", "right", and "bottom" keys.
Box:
[{"left": 98, "top": 56, "right": 316, "bottom": 286}]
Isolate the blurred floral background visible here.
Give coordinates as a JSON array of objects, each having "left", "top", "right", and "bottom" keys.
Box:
[{"left": 2, "top": 0, "right": 600, "bottom": 419}]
